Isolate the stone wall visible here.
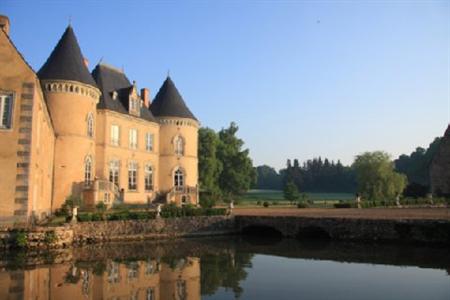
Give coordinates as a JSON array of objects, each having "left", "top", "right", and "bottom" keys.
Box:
[
  {"left": 71, "top": 215, "right": 236, "bottom": 244},
  {"left": 235, "top": 216, "right": 450, "bottom": 244}
]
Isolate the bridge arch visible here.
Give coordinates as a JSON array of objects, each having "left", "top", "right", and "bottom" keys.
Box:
[{"left": 241, "top": 225, "right": 283, "bottom": 237}]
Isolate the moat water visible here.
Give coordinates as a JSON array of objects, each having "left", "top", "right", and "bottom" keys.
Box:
[{"left": 0, "top": 236, "right": 449, "bottom": 300}]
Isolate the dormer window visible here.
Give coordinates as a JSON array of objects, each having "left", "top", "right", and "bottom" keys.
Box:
[
  {"left": 112, "top": 91, "right": 118, "bottom": 100},
  {"left": 129, "top": 97, "right": 140, "bottom": 117}
]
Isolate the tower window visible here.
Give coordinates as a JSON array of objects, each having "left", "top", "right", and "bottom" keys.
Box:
[
  {"left": 87, "top": 113, "right": 94, "bottom": 137},
  {"left": 144, "top": 164, "right": 153, "bottom": 191},
  {"left": 84, "top": 156, "right": 93, "bottom": 187},
  {"left": 109, "top": 160, "right": 120, "bottom": 187},
  {"left": 145, "top": 133, "right": 154, "bottom": 152},
  {"left": 174, "top": 168, "right": 184, "bottom": 190},
  {"left": 174, "top": 135, "right": 184, "bottom": 156},
  {"left": 128, "top": 161, "right": 138, "bottom": 191},
  {"left": 129, "top": 129, "right": 138, "bottom": 149},
  {"left": 0, "top": 93, "right": 13, "bottom": 129},
  {"left": 111, "top": 125, "right": 120, "bottom": 146}
]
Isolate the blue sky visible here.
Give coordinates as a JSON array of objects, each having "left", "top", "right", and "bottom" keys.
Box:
[{"left": 2, "top": 0, "right": 449, "bottom": 170}]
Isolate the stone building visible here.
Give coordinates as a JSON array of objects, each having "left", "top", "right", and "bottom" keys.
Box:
[
  {"left": 430, "top": 125, "right": 450, "bottom": 197},
  {"left": 0, "top": 16, "right": 199, "bottom": 224}
]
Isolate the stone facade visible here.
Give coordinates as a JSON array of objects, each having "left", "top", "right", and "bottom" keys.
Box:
[
  {"left": 0, "top": 16, "right": 199, "bottom": 224},
  {"left": 430, "top": 125, "right": 450, "bottom": 196}
]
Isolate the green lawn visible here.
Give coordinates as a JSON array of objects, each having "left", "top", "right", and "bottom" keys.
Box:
[{"left": 237, "top": 189, "right": 354, "bottom": 204}]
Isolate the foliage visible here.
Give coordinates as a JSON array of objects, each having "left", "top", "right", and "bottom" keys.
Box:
[
  {"left": 199, "top": 127, "right": 223, "bottom": 196},
  {"left": 334, "top": 201, "right": 353, "bottom": 208},
  {"left": 161, "top": 203, "right": 227, "bottom": 218},
  {"left": 10, "top": 230, "right": 27, "bottom": 248},
  {"left": 297, "top": 202, "right": 308, "bottom": 208},
  {"left": 44, "top": 230, "right": 58, "bottom": 245},
  {"left": 277, "top": 158, "right": 356, "bottom": 193},
  {"left": 395, "top": 137, "right": 441, "bottom": 186},
  {"left": 198, "top": 123, "right": 256, "bottom": 201},
  {"left": 353, "top": 151, "right": 408, "bottom": 201},
  {"left": 254, "top": 165, "right": 282, "bottom": 190},
  {"left": 61, "top": 195, "right": 81, "bottom": 216},
  {"left": 199, "top": 193, "right": 217, "bottom": 208},
  {"left": 217, "top": 122, "right": 257, "bottom": 200},
  {"left": 96, "top": 201, "right": 107, "bottom": 212},
  {"left": 263, "top": 201, "right": 269, "bottom": 208},
  {"left": 283, "top": 180, "right": 299, "bottom": 201}
]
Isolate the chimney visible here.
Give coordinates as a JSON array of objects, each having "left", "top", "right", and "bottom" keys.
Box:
[
  {"left": 0, "top": 15, "right": 10, "bottom": 36},
  {"left": 83, "top": 57, "right": 89, "bottom": 68},
  {"left": 141, "top": 88, "right": 151, "bottom": 108}
]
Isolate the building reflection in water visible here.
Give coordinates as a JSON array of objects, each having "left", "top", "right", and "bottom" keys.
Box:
[{"left": 0, "top": 257, "right": 200, "bottom": 300}]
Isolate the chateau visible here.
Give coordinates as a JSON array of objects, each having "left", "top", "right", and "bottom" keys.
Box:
[{"left": 0, "top": 16, "right": 199, "bottom": 224}]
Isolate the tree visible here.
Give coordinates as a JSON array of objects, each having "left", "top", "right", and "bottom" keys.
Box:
[
  {"left": 217, "top": 122, "right": 256, "bottom": 199},
  {"left": 254, "top": 165, "right": 282, "bottom": 190},
  {"left": 198, "top": 127, "right": 223, "bottom": 197},
  {"left": 283, "top": 180, "right": 299, "bottom": 202},
  {"left": 353, "top": 151, "right": 407, "bottom": 200}
]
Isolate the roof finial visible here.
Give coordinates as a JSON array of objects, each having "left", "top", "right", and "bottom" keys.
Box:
[
  {"left": 167, "top": 69, "right": 170, "bottom": 78},
  {"left": 68, "top": 15, "right": 72, "bottom": 26}
]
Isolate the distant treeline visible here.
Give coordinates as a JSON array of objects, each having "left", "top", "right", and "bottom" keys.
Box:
[
  {"left": 255, "top": 158, "right": 356, "bottom": 193},
  {"left": 255, "top": 136, "right": 442, "bottom": 195}
]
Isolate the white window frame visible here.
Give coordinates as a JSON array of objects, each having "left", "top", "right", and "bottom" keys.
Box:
[
  {"left": 145, "top": 132, "right": 154, "bottom": 152},
  {"left": 128, "top": 161, "right": 138, "bottom": 191},
  {"left": 0, "top": 93, "right": 14, "bottom": 129},
  {"left": 174, "top": 168, "right": 184, "bottom": 190},
  {"left": 110, "top": 124, "right": 120, "bottom": 146},
  {"left": 144, "top": 164, "right": 153, "bottom": 191},
  {"left": 87, "top": 113, "right": 94, "bottom": 138},
  {"left": 109, "top": 160, "right": 120, "bottom": 187},
  {"left": 174, "top": 135, "right": 184, "bottom": 156},
  {"left": 129, "top": 128, "right": 138, "bottom": 149},
  {"left": 84, "top": 156, "right": 93, "bottom": 187}
]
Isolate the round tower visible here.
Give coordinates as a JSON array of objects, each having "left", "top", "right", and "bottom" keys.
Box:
[
  {"left": 150, "top": 77, "right": 199, "bottom": 205},
  {"left": 38, "top": 26, "right": 100, "bottom": 210}
]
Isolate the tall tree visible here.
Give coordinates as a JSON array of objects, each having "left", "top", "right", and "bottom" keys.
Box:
[
  {"left": 217, "top": 122, "right": 256, "bottom": 199},
  {"left": 255, "top": 165, "right": 282, "bottom": 190},
  {"left": 198, "top": 127, "right": 223, "bottom": 196},
  {"left": 353, "top": 151, "right": 407, "bottom": 200}
]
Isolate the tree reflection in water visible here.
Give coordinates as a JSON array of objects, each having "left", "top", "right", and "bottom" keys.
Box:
[{"left": 0, "top": 236, "right": 449, "bottom": 300}]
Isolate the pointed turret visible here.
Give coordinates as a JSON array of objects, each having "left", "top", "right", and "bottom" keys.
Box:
[
  {"left": 445, "top": 124, "right": 450, "bottom": 137},
  {"left": 150, "top": 76, "right": 196, "bottom": 120},
  {"left": 38, "top": 25, "right": 96, "bottom": 87}
]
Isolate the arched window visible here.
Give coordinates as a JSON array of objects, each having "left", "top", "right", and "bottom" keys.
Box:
[
  {"left": 84, "top": 156, "right": 93, "bottom": 187},
  {"left": 144, "top": 164, "right": 153, "bottom": 191},
  {"left": 174, "top": 135, "right": 184, "bottom": 156},
  {"left": 87, "top": 113, "right": 94, "bottom": 137},
  {"left": 174, "top": 168, "right": 184, "bottom": 190},
  {"left": 109, "top": 160, "right": 120, "bottom": 187}
]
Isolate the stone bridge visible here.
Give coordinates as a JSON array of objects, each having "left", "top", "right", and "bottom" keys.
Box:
[{"left": 234, "top": 215, "right": 450, "bottom": 244}]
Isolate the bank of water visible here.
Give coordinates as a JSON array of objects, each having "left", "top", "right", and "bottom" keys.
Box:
[{"left": 0, "top": 236, "right": 449, "bottom": 299}]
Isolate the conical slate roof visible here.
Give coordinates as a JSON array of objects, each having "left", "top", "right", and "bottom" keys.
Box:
[
  {"left": 38, "top": 26, "right": 96, "bottom": 87},
  {"left": 445, "top": 124, "right": 450, "bottom": 137},
  {"left": 150, "top": 77, "right": 196, "bottom": 120},
  {"left": 92, "top": 63, "right": 156, "bottom": 122}
]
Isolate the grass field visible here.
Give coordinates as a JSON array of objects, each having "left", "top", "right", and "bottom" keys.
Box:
[{"left": 237, "top": 189, "right": 354, "bottom": 205}]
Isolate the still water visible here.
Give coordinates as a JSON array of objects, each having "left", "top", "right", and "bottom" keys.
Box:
[{"left": 0, "top": 237, "right": 449, "bottom": 300}]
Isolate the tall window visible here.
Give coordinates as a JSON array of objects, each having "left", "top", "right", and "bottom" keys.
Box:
[
  {"left": 87, "top": 113, "right": 94, "bottom": 137},
  {"left": 109, "top": 160, "right": 120, "bottom": 187},
  {"left": 129, "top": 129, "right": 138, "bottom": 149},
  {"left": 146, "top": 288, "right": 155, "bottom": 300},
  {"left": 174, "top": 135, "right": 184, "bottom": 156},
  {"left": 128, "top": 161, "right": 138, "bottom": 190},
  {"left": 174, "top": 168, "right": 184, "bottom": 190},
  {"left": 111, "top": 125, "right": 120, "bottom": 146},
  {"left": 84, "top": 156, "right": 92, "bottom": 187},
  {"left": 0, "top": 93, "right": 13, "bottom": 129},
  {"left": 145, "top": 133, "right": 154, "bottom": 152},
  {"left": 144, "top": 164, "right": 153, "bottom": 191}
]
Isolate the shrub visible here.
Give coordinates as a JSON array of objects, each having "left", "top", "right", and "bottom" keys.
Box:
[
  {"left": 263, "top": 201, "right": 269, "bottom": 208},
  {"left": 11, "top": 230, "right": 27, "bottom": 248},
  {"left": 334, "top": 202, "right": 352, "bottom": 209},
  {"left": 256, "top": 201, "right": 261, "bottom": 206},
  {"left": 77, "top": 213, "right": 92, "bottom": 222},
  {"left": 44, "top": 230, "right": 58, "bottom": 245},
  {"left": 199, "top": 195, "right": 216, "bottom": 208},
  {"left": 272, "top": 201, "right": 278, "bottom": 206},
  {"left": 297, "top": 202, "right": 308, "bottom": 209}
]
